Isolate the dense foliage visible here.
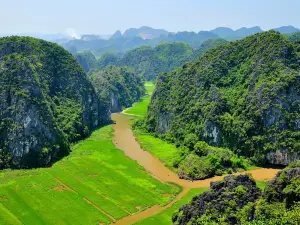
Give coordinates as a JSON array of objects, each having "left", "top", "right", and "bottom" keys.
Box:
[
  {"left": 118, "top": 43, "right": 194, "bottom": 80},
  {"left": 288, "top": 32, "right": 300, "bottom": 42},
  {"left": 193, "top": 38, "right": 228, "bottom": 59},
  {"left": 0, "top": 36, "right": 109, "bottom": 168},
  {"left": 76, "top": 41, "right": 227, "bottom": 81},
  {"left": 98, "top": 52, "right": 120, "bottom": 69},
  {"left": 173, "top": 161, "right": 300, "bottom": 225},
  {"left": 89, "top": 66, "right": 145, "bottom": 112},
  {"left": 75, "top": 50, "right": 98, "bottom": 72},
  {"left": 144, "top": 31, "right": 300, "bottom": 165},
  {"left": 176, "top": 143, "right": 249, "bottom": 180}
]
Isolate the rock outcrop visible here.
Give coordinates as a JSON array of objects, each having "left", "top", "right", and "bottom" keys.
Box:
[
  {"left": 173, "top": 162, "right": 300, "bottom": 224},
  {"left": 145, "top": 31, "right": 300, "bottom": 165},
  {"left": 75, "top": 50, "right": 98, "bottom": 72},
  {"left": 0, "top": 36, "right": 110, "bottom": 168},
  {"left": 89, "top": 66, "right": 145, "bottom": 113},
  {"left": 173, "top": 175, "right": 261, "bottom": 224}
]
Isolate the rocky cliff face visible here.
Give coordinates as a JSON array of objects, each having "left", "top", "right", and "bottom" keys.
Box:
[
  {"left": 89, "top": 66, "right": 145, "bottom": 113},
  {"left": 173, "top": 175, "right": 261, "bottom": 224},
  {"left": 173, "top": 162, "right": 300, "bottom": 224},
  {"left": 0, "top": 36, "right": 110, "bottom": 168},
  {"left": 110, "top": 93, "right": 122, "bottom": 113},
  {"left": 146, "top": 31, "right": 300, "bottom": 165},
  {"left": 75, "top": 50, "right": 98, "bottom": 72}
]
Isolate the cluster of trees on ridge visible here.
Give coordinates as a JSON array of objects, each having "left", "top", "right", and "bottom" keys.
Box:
[
  {"left": 134, "top": 31, "right": 300, "bottom": 180},
  {"left": 0, "top": 36, "right": 110, "bottom": 168},
  {"left": 89, "top": 66, "right": 145, "bottom": 113},
  {"left": 75, "top": 39, "right": 227, "bottom": 80},
  {"left": 0, "top": 36, "right": 144, "bottom": 169},
  {"left": 173, "top": 161, "right": 300, "bottom": 225}
]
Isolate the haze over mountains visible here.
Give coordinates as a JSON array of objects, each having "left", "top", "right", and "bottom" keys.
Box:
[{"left": 61, "top": 25, "right": 300, "bottom": 56}]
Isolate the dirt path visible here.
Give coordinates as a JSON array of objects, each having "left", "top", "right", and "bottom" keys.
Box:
[{"left": 111, "top": 113, "right": 280, "bottom": 224}]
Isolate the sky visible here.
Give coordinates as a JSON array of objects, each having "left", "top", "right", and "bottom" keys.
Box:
[{"left": 1, "top": 0, "right": 300, "bottom": 35}]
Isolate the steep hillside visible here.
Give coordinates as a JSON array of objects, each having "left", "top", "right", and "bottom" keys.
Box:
[
  {"left": 75, "top": 50, "right": 98, "bottom": 72},
  {"left": 173, "top": 161, "right": 300, "bottom": 225},
  {"left": 0, "top": 36, "right": 110, "bottom": 168},
  {"left": 89, "top": 66, "right": 145, "bottom": 112},
  {"left": 288, "top": 32, "right": 300, "bottom": 42},
  {"left": 145, "top": 31, "right": 300, "bottom": 165},
  {"left": 193, "top": 38, "right": 228, "bottom": 59},
  {"left": 118, "top": 40, "right": 227, "bottom": 81},
  {"left": 75, "top": 40, "right": 227, "bottom": 81},
  {"left": 98, "top": 52, "right": 120, "bottom": 69},
  {"left": 118, "top": 43, "right": 194, "bottom": 80}
]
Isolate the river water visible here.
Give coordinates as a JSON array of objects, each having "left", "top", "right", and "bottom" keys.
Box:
[{"left": 111, "top": 113, "right": 280, "bottom": 224}]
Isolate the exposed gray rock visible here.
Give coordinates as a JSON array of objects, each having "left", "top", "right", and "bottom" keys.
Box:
[
  {"left": 203, "top": 120, "right": 221, "bottom": 145},
  {"left": 158, "top": 112, "right": 171, "bottom": 133},
  {"left": 0, "top": 36, "right": 110, "bottom": 168},
  {"left": 110, "top": 93, "right": 121, "bottom": 113},
  {"left": 266, "top": 149, "right": 300, "bottom": 165}
]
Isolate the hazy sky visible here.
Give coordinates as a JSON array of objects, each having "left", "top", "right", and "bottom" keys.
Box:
[{"left": 1, "top": 0, "right": 299, "bottom": 35}]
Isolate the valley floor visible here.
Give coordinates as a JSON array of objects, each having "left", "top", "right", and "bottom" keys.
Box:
[
  {"left": 0, "top": 126, "right": 179, "bottom": 225},
  {"left": 0, "top": 82, "right": 281, "bottom": 225}
]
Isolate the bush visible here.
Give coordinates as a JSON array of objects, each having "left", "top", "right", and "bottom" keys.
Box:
[{"left": 194, "top": 141, "right": 209, "bottom": 156}]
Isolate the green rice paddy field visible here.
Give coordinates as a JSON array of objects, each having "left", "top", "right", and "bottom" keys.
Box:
[
  {"left": 124, "top": 82, "right": 155, "bottom": 117},
  {"left": 0, "top": 126, "right": 180, "bottom": 225},
  {"left": 134, "top": 188, "right": 207, "bottom": 225}
]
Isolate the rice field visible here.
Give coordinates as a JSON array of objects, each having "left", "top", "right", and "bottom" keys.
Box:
[
  {"left": 133, "top": 129, "right": 178, "bottom": 171},
  {"left": 123, "top": 81, "right": 155, "bottom": 117},
  {"left": 0, "top": 125, "right": 180, "bottom": 225},
  {"left": 134, "top": 188, "right": 207, "bottom": 225}
]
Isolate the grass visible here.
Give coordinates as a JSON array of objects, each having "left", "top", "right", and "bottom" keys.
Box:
[
  {"left": 134, "top": 188, "right": 208, "bottom": 225},
  {"left": 256, "top": 181, "right": 267, "bottom": 190},
  {"left": 134, "top": 129, "right": 178, "bottom": 171},
  {"left": 0, "top": 125, "right": 180, "bottom": 225},
  {"left": 126, "top": 81, "right": 179, "bottom": 172},
  {"left": 124, "top": 81, "right": 155, "bottom": 117}
]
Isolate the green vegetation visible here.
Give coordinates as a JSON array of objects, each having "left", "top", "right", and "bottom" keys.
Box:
[
  {"left": 287, "top": 32, "right": 300, "bottom": 42},
  {"left": 256, "top": 181, "right": 267, "bottom": 190},
  {"left": 176, "top": 146, "right": 249, "bottom": 180},
  {"left": 74, "top": 40, "right": 228, "bottom": 81},
  {"left": 144, "top": 31, "right": 300, "bottom": 167},
  {"left": 89, "top": 66, "right": 145, "bottom": 112},
  {"left": 98, "top": 52, "right": 120, "bottom": 69},
  {"left": 173, "top": 162, "right": 300, "bottom": 225},
  {"left": 133, "top": 82, "right": 249, "bottom": 179},
  {"left": 134, "top": 188, "right": 207, "bottom": 225},
  {"left": 75, "top": 50, "right": 98, "bottom": 72},
  {"left": 118, "top": 43, "right": 194, "bottom": 80},
  {"left": 133, "top": 128, "right": 178, "bottom": 170},
  {"left": 0, "top": 36, "right": 109, "bottom": 168},
  {"left": 193, "top": 38, "right": 227, "bottom": 59},
  {"left": 63, "top": 29, "right": 219, "bottom": 57},
  {"left": 0, "top": 125, "right": 180, "bottom": 224},
  {"left": 124, "top": 82, "right": 155, "bottom": 116}
]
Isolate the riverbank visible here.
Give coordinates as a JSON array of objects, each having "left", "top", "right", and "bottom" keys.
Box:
[
  {"left": 0, "top": 126, "right": 179, "bottom": 225},
  {"left": 111, "top": 113, "right": 280, "bottom": 224}
]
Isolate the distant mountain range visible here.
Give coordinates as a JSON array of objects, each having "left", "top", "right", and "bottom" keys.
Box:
[
  {"left": 210, "top": 26, "right": 264, "bottom": 39},
  {"left": 61, "top": 25, "right": 300, "bottom": 57},
  {"left": 107, "top": 25, "right": 300, "bottom": 41},
  {"left": 3, "top": 25, "right": 298, "bottom": 56}
]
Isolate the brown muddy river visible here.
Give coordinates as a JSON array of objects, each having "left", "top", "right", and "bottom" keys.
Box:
[{"left": 111, "top": 113, "right": 281, "bottom": 224}]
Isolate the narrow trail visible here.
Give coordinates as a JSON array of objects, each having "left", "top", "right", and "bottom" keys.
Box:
[{"left": 111, "top": 113, "right": 280, "bottom": 224}]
